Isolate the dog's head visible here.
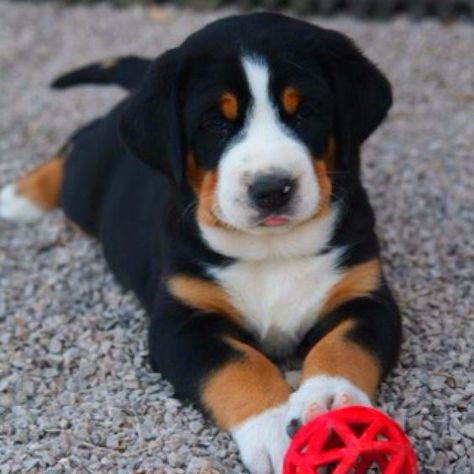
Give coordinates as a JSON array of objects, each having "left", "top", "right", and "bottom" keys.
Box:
[{"left": 120, "top": 13, "right": 392, "bottom": 258}]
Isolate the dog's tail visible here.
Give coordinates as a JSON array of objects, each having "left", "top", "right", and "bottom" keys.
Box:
[{"left": 51, "top": 55, "right": 151, "bottom": 91}]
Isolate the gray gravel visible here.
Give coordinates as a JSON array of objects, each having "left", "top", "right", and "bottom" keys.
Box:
[{"left": 0, "top": 2, "right": 473, "bottom": 473}]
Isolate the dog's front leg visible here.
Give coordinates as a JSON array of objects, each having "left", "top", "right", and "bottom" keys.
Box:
[
  {"left": 285, "top": 294, "right": 401, "bottom": 436},
  {"left": 150, "top": 295, "right": 291, "bottom": 474}
]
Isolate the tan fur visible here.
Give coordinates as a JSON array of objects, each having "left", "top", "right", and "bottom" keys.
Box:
[
  {"left": 186, "top": 152, "right": 205, "bottom": 192},
  {"left": 196, "top": 171, "right": 220, "bottom": 227},
  {"left": 308, "top": 137, "right": 336, "bottom": 219},
  {"left": 321, "top": 135, "right": 336, "bottom": 171},
  {"left": 321, "top": 259, "right": 381, "bottom": 317},
  {"left": 312, "top": 160, "right": 332, "bottom": 218},
  {"left": 186, "top": 153, "right": 223, "bottom": 228},
  {"left": 167, "top": 275, "right": 241, "bottom": 323},
  {"left": 16, "top": 156, "right": 63, "bottom": 210},
  {"left": 218, "top": 92, "right": 238, "bottom": 121},
  {"left": 100, "top": 58, "right": 118, "bottom": 69},
  {"left": 281, "top": 87, "right": 300, "bottom": 115},
  {"left": 202, "top": 338, "right": 291, "bottom": 429},
  {"left": 301, "top": 319, "right": 380, "bottom": 401}
]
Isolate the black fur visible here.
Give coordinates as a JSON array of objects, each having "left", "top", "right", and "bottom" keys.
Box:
[{"left": 51, "top": 55, "right": 151, "bottom": 91}]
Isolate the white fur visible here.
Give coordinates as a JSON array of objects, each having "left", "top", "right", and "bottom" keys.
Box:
[
  {"left": 232, "top": 403, "right": 289, "bottom": 474},
  {"left": 285, "top": 375, "right": 371, "bottom": 427},
  {"left": 284, "top": 370, "right": 301, "bottom": 390},
  {"left": 0, "top": 183, "right": 45, "bottom": 223},
  {"left": 214, "top": 56, "right": 318, "bottom": 232},
  {"left": 201, "top": 207, "right": 338, "bottom": 261},
  {"left": 209, "top": 240, "right": 343, "bottom": 357}
]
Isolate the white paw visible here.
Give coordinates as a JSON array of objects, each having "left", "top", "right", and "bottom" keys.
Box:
[
  {"left": 0, "top": 184, "right": 45, "bottom": 223},
  {"left": 285, "top": 375, "right": 371, "bottom": 436},
  {"left": 232, "top": 404, "right": 290, "bottom": 474}
]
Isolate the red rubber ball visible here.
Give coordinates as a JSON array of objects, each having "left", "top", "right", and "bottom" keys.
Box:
[{"left": 283, "top": 405, "right": 417, "bottom": 474}]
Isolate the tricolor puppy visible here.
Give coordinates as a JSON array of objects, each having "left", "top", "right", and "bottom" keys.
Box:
[{"left": 0, "top": 13, "right": 402, "bottom": 473}]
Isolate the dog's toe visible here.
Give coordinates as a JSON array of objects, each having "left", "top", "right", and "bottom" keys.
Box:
[
  {"left": 232, "top": 403, "right": 290, "bottom": 474},
  {"left": 285, "top": 375, "right": 371, "bottom": 436}
]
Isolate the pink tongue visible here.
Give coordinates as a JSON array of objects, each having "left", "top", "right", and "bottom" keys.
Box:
[{"left": 262, "top": 215, "right": 288, "bottom": 226}]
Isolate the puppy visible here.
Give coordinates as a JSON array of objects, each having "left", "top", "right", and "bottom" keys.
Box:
[{"left": 0, "top": 13, "right": 402, "bottom": 473}]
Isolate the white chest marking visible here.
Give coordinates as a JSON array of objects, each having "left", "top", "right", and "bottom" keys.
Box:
[{"left": 209, "top": 249, "right": 342, "bottom": 357}]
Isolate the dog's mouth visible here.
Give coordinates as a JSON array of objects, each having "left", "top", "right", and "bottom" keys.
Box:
[
  {"left": 210, "top": 199, "right": 314, "bottom": 235},
  {"left": 259, "top": 215, "right": 290, "bottom": 227}
]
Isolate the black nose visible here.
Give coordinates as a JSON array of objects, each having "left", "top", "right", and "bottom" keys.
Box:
[{"left": 248, "top": 174, "right": 295, "bottom": 212}]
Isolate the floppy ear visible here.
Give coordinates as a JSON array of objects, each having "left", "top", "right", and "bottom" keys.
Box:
[
  {"left": 120, "top": 49, "right": 184, "bottom": 185},
  {"left": 318, "top": 30, "right": 393, "bottom": 147}
]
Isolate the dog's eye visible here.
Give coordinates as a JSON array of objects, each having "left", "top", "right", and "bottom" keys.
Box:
[
  {"left": 200, "top": 111, "right": 231, "bottom": 135},
  {"left": 296, "top": 102, "right": 315, "bottom": 121}
]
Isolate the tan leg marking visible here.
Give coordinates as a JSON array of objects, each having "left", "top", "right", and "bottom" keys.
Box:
[
  {"left": 218, "top": 92, "right": 238, "bottom": 121},
  {"left": 281, "top": 87, "right": 300, "bottom": 115},
  {"left": 16, "top": 156, "right": 63, "bottom": 210},
  {"left": 301, "top": 319, "right": 380, "bottom": 402},
  {"left": 167, "top": 275, "right": 240, "bottom": 323},
  {"left": 202, "top": 338, "right": 291, "bottom": 430},
  {"left": 320, "top": 259, "right": 381, "bottom": 317}
]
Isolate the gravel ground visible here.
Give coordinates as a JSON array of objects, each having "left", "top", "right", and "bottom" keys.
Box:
[{"left": 0, "top": 2, "right": 473, "bottom": 473}]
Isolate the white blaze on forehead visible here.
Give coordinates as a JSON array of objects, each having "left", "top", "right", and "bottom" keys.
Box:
[
  {"left": 235, "top": 56, "right": 313, "bottom": 173},
  {"left": 241, "top": 57, "right": 281, "bottom": 139}
]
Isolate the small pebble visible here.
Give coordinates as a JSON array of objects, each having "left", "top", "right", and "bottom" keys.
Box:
[{"left": 463, "top": 424, "right": 474, "bottom": 439}]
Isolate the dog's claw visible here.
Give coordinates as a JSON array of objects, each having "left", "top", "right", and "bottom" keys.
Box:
[{"left": 286, "top": 418, "right": 301, "bottom": 438}]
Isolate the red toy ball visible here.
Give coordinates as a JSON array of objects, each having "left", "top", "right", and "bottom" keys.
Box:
[{"left": 283, "top": 406, "right": 417, "bottom": 474}]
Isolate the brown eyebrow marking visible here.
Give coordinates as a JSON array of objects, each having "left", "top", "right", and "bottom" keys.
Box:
[
  {"left": 281, "top": 86, "right": 300, "bottom": 115},
  {"left": 218, "top": 92, "right": 238, "bottom": 121}
]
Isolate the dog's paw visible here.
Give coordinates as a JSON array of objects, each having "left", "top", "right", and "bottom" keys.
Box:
[
  {"left": 0, "top": 183, "right": 45, "bottom": 223},
  {"left": 232, "top": 404, "right": 289, "bottom": 474},
  {"left": 285, "top": 375, "right": 371, "bottom": 437}
]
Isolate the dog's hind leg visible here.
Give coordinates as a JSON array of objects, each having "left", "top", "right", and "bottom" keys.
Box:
[{"left": 0, "top": 153, "right": 64, "bottom": 223}]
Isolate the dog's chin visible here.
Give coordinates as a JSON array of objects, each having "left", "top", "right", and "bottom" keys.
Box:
[{"left": 247, "top": 222, "right": 297, "bottom": 236}]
